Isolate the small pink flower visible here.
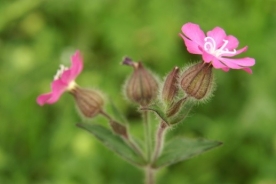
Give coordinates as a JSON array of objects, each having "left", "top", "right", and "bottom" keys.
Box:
[
  {"left": 180, "top": 22, "right": 255, "bottom": 73},
  {"left": 37, "top": 50, "right": 83, "bottom": 106}
]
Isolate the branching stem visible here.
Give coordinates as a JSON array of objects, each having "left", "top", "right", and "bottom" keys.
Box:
[{"left": 152, "top": 121, "right": 168, "bottom": 162}]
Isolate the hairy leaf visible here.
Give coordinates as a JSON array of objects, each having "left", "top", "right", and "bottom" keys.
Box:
[
  {"left": 77, "top": 123, "right": 145, "bottom": 166},
  {"left": 153, "top": 138, "right": 222, "bottom": 168}
]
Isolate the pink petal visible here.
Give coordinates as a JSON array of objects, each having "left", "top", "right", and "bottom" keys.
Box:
[
  {"left": 220, "top": 57, "right": 255, "bottom": 67},
  {"left": 47, "top": 80, "right": 68, "bottom": 104},
  {"left": 70, "top": 50, "right": 83, "bottom": 78},
  {"left": 211, "top": 57, "right": 228, "bottom": 69},
  {"left": 222, "top": 46, "right": 248, "bottom": 57},
  {"left": 235, "top": 46, "right": 248, "bottom": 55},
  {"left": 207, "top": 27, "right": 226, "bottom": 49},
  {"left": 202, "top": 51, "right": 213, "bottom": 63},
  {"left": 242, "top": 68, "right": 252, "bottom": 74},
  {"left": 37, "top": 93, "right": 52, "bottom": 106},
  {"left": 37, "top": 80, "right": 68, "bottom": 105},
  {"left": 221, "top": 67, "right": 230, "bottom": 72},
  {"left": 181, "top": 22, "right": 205, "bottom": 47},
  {"left": 179, "top": 34, "right": 202, "bottom": 54},
  {"left": 218, "top": 58, "right": 243, "bottom": 69},
  {"left": 61, "top": 50, "right": 83, "bottom": 83},
  {"left": 225, "top": 35, "right": 239, "bottom": 50}
]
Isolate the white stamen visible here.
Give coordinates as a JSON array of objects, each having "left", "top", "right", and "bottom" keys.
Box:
[
  {"left": 204, "top": 37, "right": 237, "bottom": 57},
  {"left": 204, "top": 37, "right": 216, "bottom": 52},
  {"left": 54, "top": 65, "right": 68, "bottom": 80}
]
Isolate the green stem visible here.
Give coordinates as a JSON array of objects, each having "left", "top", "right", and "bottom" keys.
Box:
[
  {"left": 143, "top": 110, "right": 152, "bottom": 162},
  {"left": 145, "top": 166, "right": 155, "bottom": 184},
  {"left": 100, "top": 110, "right": 145, "bottom": 159},
  {"left": 126, "top": 137, "right": 145, "bottom": 160}
]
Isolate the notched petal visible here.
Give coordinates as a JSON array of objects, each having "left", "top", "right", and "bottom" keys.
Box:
[{"left": 181, "top": 22, "right": 205, "bottom": 46}]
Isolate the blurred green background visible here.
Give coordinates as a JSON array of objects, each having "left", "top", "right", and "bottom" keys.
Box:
[{"left": 1, "top": 0, "right": 276, "bottom": 183}]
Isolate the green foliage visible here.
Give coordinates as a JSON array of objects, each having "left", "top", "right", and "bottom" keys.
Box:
[
  {"left": 77, "top": 123, "right": 145, "bottom": 166},
  {"left": 1, "top": 0, "right": 276, "bottom": 183},
  {"left": 154, "top": 138, "right": 222, "bottom": 168}
]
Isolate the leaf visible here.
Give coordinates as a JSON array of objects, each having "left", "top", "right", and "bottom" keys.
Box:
[
  {"left": 169, "top": 102, "right": 194, "bottom": 125},
  {"left": 77, "top": 123, "right": 145, "bottom": 166},
  {"left": 109, "top": 99, "right": 128, "bottom": 124},
  {"left": 153, "top": 137, "right": 222, "bottom": 168},
  {"left": 140, "top": 103, "right": 169, "bottom": 125}
]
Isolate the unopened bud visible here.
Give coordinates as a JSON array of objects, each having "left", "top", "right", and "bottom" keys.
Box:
[
  {"left": 166, "top": 97, "right": 186, "bottom": 117},
  {"left": 123, "top": 57, "right": 159, "bottom": 107},
  {"left": 109, "top": 120, "right": 128, "bottom": 138},
  {"left": 162, "top": 67, "right": 179, "bottom": 104},
  {"left": 180, "top": 62, "right": 213, "bottom": 100},
  {"left": 70, "top": 86, "right": 104, "bottom": 118}
]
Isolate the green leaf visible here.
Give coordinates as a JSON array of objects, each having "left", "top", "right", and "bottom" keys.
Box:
[
  {"left": 77, "top": 123, "right": 145, "bottom": 166},
  {"left": 109, "top": 99, "right": 128, "bottom": 124},
  {"left": 140, "top": 103, "right": 169, "bottom": 125},
  {"left": 169, "top": 102, "right": 194, "bottom": 124},
  {"left": 153, "top": 137, "right": 222, "bottom": 168}
]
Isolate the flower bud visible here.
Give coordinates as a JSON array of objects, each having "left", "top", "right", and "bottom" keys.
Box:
[
  {"left": 70, "top": 86, "right": 104, "bottom": 118},
  {"left": 180, "top": 62, "right": 214, "bottom": 100},
  {"left": 109, "top": 120, "right": 128, "bottom": 138},
  {"left": 123, "top": 57, "right": 159, "bottom": 107},
  {"left": 162, "top": 67, "right": 179, "bottom": 104}
]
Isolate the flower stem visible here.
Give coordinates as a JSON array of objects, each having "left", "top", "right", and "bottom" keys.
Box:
[
  {"left": 145, "top": 166, "right": 155, "bottom": 184},
  {"left": 143, "top": 110, "right": 152, "bottom": 162},
  {"left": 152, "top": 121, "right": 168, "bottom": 162},
  {"left": 100, "top": 110, "right": 144, "bottom": 159},
  {"left": 100, "top": 110, "right": 113, "bottom": 121}
]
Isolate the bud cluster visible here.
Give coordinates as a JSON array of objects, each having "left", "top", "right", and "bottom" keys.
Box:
[
  {"left": 122, "top": 57, "right": 215, "bottom": 124},
  {"left": 158, "top": 61, "right": 214, "bottom": 124}
]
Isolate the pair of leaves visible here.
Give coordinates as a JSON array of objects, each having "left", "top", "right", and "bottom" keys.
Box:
[
  {"left": 77, "top": 122, "right": 222, "bottom": 168},
  {"left": 78, "top": 99, "right": 222, "bottom": 168}
]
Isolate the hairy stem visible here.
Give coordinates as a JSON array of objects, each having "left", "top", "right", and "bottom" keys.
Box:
[
  {"left": 100, "top": 110, "right": 113, "bottom": 121},
  {"left": 152, "top": 121, "right": 168, "bottom": 162},
  {"left": 143, "top": 110, "right": 152, "bottom": 162},
  {"left": 100, "top": 110, "right": 144, "bottom": 159},
  {"left": 145, "top": 166, "right": 155, "bottom": 184}
]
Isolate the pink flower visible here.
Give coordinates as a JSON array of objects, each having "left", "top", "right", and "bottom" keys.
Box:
[
  {"left": 37, "top": 50, "right": 83, "bottom": 106},
  {"left": 180, "top": 22, "right": 255, "bottom": 73}
]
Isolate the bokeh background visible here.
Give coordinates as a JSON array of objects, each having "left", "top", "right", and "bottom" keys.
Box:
[{"left": 1, "top": 0, "right": 276, "bottom": 183}]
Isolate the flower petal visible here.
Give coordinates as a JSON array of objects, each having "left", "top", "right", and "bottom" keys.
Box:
[
  {"left": 47, "top": 80, "right": 68, "bottom": 104},
  {"left": 211, "top": 57, "right": 228, "bottom": 69},
  {"left": 37, "top": 93, "right": 52, "bottom": 106},
  {"left": 207, "top": 27, "right": 226, "bottom": 49},
  {"left": 202, "top": 51, "right": 213, "bottom": 63},
  {"left": 181, "top": 22, "right": 205, "bottom": 46},
  {"left": 37, "top": 80, "right": 68, "bottom": 105},
  {"left": 242, "top": 67, "right": 252, "bottom": 74},
  {"left": 179, "top": 34, "right": 202, "bottom": 54},
  {"left": 61, "top": 50, "right": 83, "bottom": 83},
  {"left": 222, "top": 67, "right": 230, "bottom": 72},
  {"left": 225, "top": 35, "right": 239, "bottom": 50},
  {"left": 220, "top": 57, "right": 255, "bottom": 67},
  {"left": 70, "top": 50, "right": 83, "bottom": 78},
  {"left": 222, "top": 46, "right": 248, "bottom": 57}
]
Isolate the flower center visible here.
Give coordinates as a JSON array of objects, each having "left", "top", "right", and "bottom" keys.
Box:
[
  {"left": 54, "top": 65, "right": 68, "bottom": 80},
  {"left": 204, "top": 37, "right": 236, "bottom": 57}
]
